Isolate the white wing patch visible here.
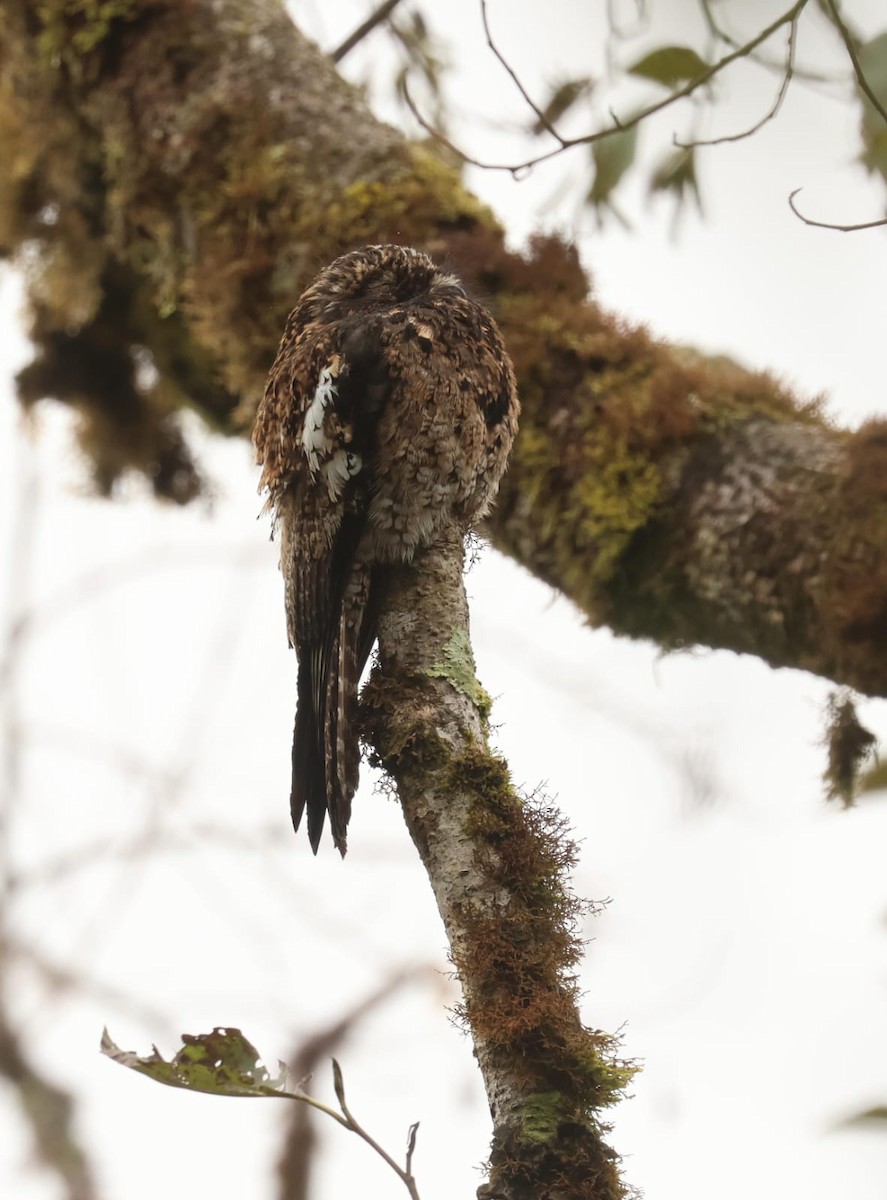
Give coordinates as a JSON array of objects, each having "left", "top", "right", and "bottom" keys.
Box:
[
  {"left": 301, "top": 363, "right": 338, "bottom": 472},
  {"left": 301, "top": 358, "right": 362, "bottom": 499},
  {"left": 323, "top": 449, "right": 362, "bottom": 499}
]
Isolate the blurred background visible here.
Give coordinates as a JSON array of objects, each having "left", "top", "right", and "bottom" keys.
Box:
[{"left": 1, "top": 2, "right": 886, "bottom": 1197}]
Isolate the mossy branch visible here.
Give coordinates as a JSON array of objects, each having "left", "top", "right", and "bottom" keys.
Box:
[
  {"left": 1, "top": 0, "right": 885, "bottom": 694},
  {"left": 361, "top": 528, "right": 636, "bottom": 1200}
]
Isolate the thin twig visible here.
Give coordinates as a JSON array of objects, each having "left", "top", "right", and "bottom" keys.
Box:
[
  {"left": 788, "top": 188, "right": 887, "bottom": 230},
  {"left": 677, "top": 11, "right": 799, "bottom": 148},
  {"left": 824, "top": 0, "right": 887, "bottom": 125},
  {"left": 405, "top": 0, "right": 811, "bottom": 175},
  {"left": 698, "top": 0, "right": 737, "bottom": 47},
  {"left": 698, "top": 0, "right": 838, "bottom": 85},
  {"left": 607, "top": 0, "right": 648, "bottom": 42},
  {"left": 331, "top": 0, "right": 406, "bottom": 64},
  {"left": 278, "top": 968, "right": 429, "bottom": 1200},
  {"left": 332, "top": 1060, "right": 422, "bottom": 1199},
  {"left": 479, "top": 0, "right": 566, "bottom": 145}
]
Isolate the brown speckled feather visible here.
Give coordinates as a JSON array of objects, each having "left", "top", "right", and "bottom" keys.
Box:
[{"left": 254, "top": 245, "right": 518, "bottom": 854}]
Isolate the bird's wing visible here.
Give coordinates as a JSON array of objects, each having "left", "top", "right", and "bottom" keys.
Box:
[{"left": 256, "top": 317, "right": 388, "bottom": 853}]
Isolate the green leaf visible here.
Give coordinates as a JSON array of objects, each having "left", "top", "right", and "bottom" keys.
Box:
[
  {"left": 531, "top": 76, "right": 595, "bottom": 135},
  {"left": 101, "top": 1027, "right": 290, "bottom": 1098},
  {"left": 649, "top": 147, "right": 699, "bottom": 199},
  {"left": 628, "top": 45, "right": 709, "bottom": 89},
  {"left": 837, "top": 1105, "right": 887, "bottom": 1128},
  {"left": 332, "top": 1057, "right": 346, "bottom": 1108},
  {"left": 588, "top": 122, "right": 639, "bottom": 212},
  {"left": 856, "top": 32, "right": 887, "bottom": 182}
]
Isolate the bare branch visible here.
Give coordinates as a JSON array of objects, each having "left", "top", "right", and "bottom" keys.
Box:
[
  {"left": 331, "top": 0, "right": 406, "bottom": 63},
  {"left": 606, "top": 0, "right": 648, "bottom": 42},
  {"left": 676, "top": 11, "right": 798, "bottom": 148},
  {"left": 788, "top": 187, "right": 887, "bottom": 230},
  {"left": 331, "top": 1059, "right": 422, "bottom": 1200},
  {"left": 698, "top": 0, "right": 738, "bottom": 47},
  {"left": 0, "top": 1008, "right": 96, "bottom": 1200},
  {"left": 405, "top": 0, "right": 811, "bottom": 174},
  {"left": 278, "top": 968, "right": 431, "bottom": 1200},
  {"left": 479, "top": 0, "right": 567, "bottom": 145},
  {"left": 698, "top": 0, "right": 840, "bottom": 86},
  {"left": 824, "top": 0, "right": 887, "bottom": 126}
]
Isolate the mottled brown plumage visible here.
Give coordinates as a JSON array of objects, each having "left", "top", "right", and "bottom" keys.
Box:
[{"left": 254, "top": 244, "right": 519, "bottom": 854}]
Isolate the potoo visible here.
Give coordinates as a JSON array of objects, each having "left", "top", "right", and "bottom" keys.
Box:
[{"left": 254, "top": 245, "right": 519, "bottom": 855}]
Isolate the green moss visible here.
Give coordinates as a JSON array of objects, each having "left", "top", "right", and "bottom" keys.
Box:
[
  {"left": 36, "top": 0, "right": 140, "bottom": 67},
  {"left": 519, "top": 1092, "right": 568, "bottom": 1144},
  {"left": 572, "top": 445, "right": 663, "bottom": 583},
  {"left": 575, "top": 1041, "right": 640, "bottom": 1103},
  {"left": 291, "top": 144, "right": 498, "bottom": 253}
]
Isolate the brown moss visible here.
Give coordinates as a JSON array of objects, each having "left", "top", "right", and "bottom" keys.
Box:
[
  {"left": 846, "top": 419, "right": 887, "bottom": 499},
  {"left": 444, "top": 228, "right": 589, "bottom": 305},
  {"left": 822, "top": 692, "right": 876, "bottom": 807},
  {"left": 448, "top": 747, "right": 637, "bottom": 1113},
  {"left": 483, "top": 1120, "right": 633, "bottom": 1200},
  {"left": 810, "top": 421, "right": 887, "bottom": 691}
]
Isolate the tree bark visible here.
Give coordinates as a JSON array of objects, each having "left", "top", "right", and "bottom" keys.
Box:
[
  {"left": 363, "top": 528, "right": 634, "bottom": 1200},
  {"left": 1, "top": 0, "right": 885, "bottom": 695}
]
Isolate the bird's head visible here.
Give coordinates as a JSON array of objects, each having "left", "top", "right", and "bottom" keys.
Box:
[{"left": 288, "top": 244, "right": 464, "bottom": 329}]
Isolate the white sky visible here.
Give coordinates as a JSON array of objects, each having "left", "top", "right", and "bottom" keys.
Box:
[{"left": 2, "top": 3, "right": 887, "bottom": 1199}]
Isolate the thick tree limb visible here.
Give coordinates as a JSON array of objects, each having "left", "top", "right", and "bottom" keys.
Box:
[
  {"left": 0, "top": 0, "right": 884, "bottom": 695},
  {"left": 362, "top": 528, "right": 635, "bottom": 1200}
]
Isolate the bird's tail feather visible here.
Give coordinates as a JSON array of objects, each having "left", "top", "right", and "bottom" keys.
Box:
[
  {"left": 291, "top": 615, "right": 360, "bottom": 857},
  {"left": 291, "top": 669, "right": 327, "bottom": 852},
  {"left": 322, "top": 618, "right": 359, "bottom": 856},
  {"left": 291, "top": 558, "right": 379, "bottom": 856}
]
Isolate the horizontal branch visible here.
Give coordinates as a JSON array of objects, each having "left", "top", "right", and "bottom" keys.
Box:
[{"left": 1, "top": 0, "right": 885, "bottom": 696}]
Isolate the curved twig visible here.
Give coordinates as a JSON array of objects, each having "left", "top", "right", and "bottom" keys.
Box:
[
  {"left": 788, "top": 188, "right": 887, "bottom": 231},
  {"left": 479, "top": 0, "right": 567, "bottom": 145},
  {"left": 676, "top": 12, "right": 798, "bottom": 148}
]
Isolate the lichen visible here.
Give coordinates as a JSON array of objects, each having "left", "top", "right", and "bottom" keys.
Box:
[{"left": 428, "top": 627, "right": 492, "bottom": 722}]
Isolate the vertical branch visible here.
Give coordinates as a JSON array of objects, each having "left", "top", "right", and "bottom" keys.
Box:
[
  {"left": 362, "top": 529, "right": 635, "bottom": 1200},
  {"left": 0, "top": 426, "right": 97, "bottom": 1200},
  {"left": 0, "top": 1010, "right": 97, "bottom": 1200}
]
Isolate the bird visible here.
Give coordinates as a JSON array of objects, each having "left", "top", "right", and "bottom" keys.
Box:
[{"left": 253, "top": 244, "right": 519, "bottom": 855}]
